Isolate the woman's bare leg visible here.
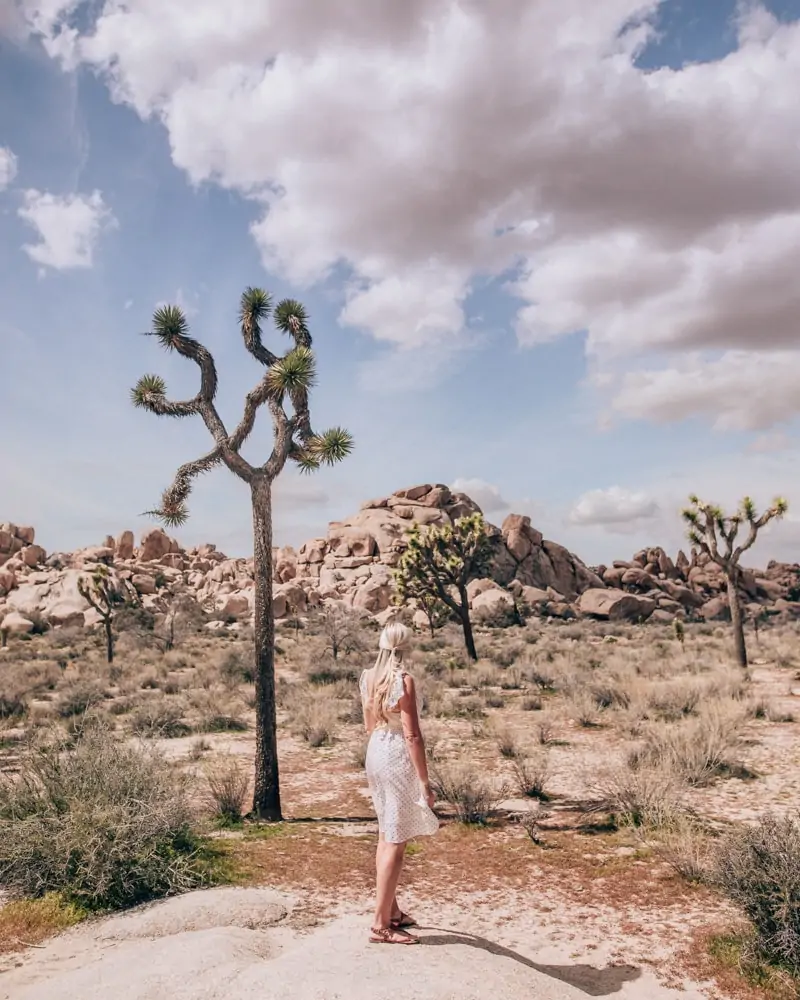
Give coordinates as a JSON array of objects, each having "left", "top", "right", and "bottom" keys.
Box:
[{"left": 374, "top": 839, "right": 407, "bottom": 929}]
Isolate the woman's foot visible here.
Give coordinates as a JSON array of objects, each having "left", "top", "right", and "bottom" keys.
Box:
[
  {"left": 390, "top": 909, "right": 417, "bottom": 929},
  {"left": 369, "top": 925, "right": 419, "bottom": 945}
]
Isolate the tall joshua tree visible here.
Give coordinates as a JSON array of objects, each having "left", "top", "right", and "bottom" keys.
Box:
[
  {"left": 682, "top": 494, "right": 788, "bottom": 669},
  {"left": 131, "top": 290, "right": 353, "bottom": 820}
]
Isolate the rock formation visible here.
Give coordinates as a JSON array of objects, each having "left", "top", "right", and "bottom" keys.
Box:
[{"left": 1, "top": 485, "right": 798, "bottom": 635}]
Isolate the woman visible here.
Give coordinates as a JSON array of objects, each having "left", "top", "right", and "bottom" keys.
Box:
[{"left": 359, "top": 622, "right": 439, "bottom": 944}]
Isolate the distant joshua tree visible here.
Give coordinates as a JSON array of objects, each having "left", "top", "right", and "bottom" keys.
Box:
[
  {"left": 131, "top": 290, "right": 353, "bottom": 820},
  {"left": 78, "top": 565, "right": 138, "bottom": 664},
  {"left": 394, "top": 513, "right": 491, "bottom": 661},
  {"left": 682, "top": 494, "right": 788, "bottom": 669}
]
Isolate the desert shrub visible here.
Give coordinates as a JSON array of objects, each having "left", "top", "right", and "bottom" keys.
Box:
[
  {"left": 714, "top": 813, "right": 800, "bottom": 976},
  {"left": 57, "top": 680, "right": 106, "bottom": 719},
  {"left": 512, "top": 751, "right": 550, "bottom": 800},
  {"left": 536, "top": 717, "right": 558, "bottom": 746},
  {"left": 0, "top": 679, "right": 28, "bottom": 720},
  {"left": 0, "top": 726, "right": 209, "bottom": 909},
  {"left": 130, "top": 699, "right": 191, "bottom": 739},
  {"left": 295, "top": 696, "right": 338, "bottom": 747},
  {"left": 197, "top": 713, "right": 248, "bottom": 734},
  {"left": 205, "top": 755, "right": 250, "bottom": 824},
  {"left": 494, "top": 727, "right": 521, "bottom": 759},
  {"left": 630, "top": 706, "right": 745, "bottom": 786},
  {"left": 430, "top": 762, "right": 506, "bottom": 825},
  {"left": 654, "top": 818, "right": 714, "bottom": 883},
  {"left": 437, "top": 695, "right": 486, "bottom": 720},
  {"left": 219, "top": 650, "right": 255, "bottom": 687},
  {"left": 569, "top": 690, "right": 604, "bottom": 728},
  {"left": 599, "top": 765, "right": 684, "bottom": 830},
  {"left": 522, "top": 695, "right": 543, "bottom": 712},
  {"left": 484, "top": 693, "right": 506, "bottom": 709}
]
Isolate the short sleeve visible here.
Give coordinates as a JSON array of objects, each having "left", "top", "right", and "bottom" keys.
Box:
[{"left": 385, "top": 670, "right": 406, "bottom": 711}]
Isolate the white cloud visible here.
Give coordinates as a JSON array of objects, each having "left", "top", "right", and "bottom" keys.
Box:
[
  {"left": 23, "top": 1, "right": 800, "bottom": 424},
  {"left": 608, "top": 351, "right": 800, "bottom": 431},
  {"left": 568, "top": 486, "right": 660, "bottom": 534},
  {"left": 0, "top": 147, "right": 18, "bottom": 190},
  {"left": 18, "top": 189, "right": 116, "bottom": 270},
  {"left": 450, "top": 477, "right": 510, "bottom": 515}
]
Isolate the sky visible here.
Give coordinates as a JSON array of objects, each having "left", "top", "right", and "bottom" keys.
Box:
[{"left": 2, "top": 0, "right": 800, "bottom": 568}]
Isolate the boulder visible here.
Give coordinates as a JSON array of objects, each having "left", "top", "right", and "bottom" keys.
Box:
[
  {"left": 472, "top": 588, "right": 515, "bottom": 616},
  {"left": 116, "top": 530, "right": 135, "bottom": 560},
  {"left": 46, "top": 601, "right": 87, "bottom": 628},
  {"left": 467, "top": 578, "right": 499, "bottom": 602},
  {"left": 353, "top": 578, "right": 392, "bottom": 613},
  {"left": 0, "top": 570, "right": 15, "bottom": 598},
  {"left": 1, "top": 610, "right": 34, "bottom": 635},
  {"left": 139, "top": 528, "right": 173, "bottom": 562},
  {"left": 621, "top": 568, "right": 656, "bottom": 590},
  {"left": 218, "top": 593, "right": 251, "bottom": 618},
  {"left": 132, "top": 574, "right": 157, "bottom": 596},
  {"left": 22, "top": 544, "right": 46, "bottom": 567},
  {"left": 578, "top": 588, "right": 656, "bottom": 622},
  {"left": 16, "top": 526, "right": 35, "bottom": 545},
  {"left": 699, "top": 596, "right": 730, "bottom": 621}
]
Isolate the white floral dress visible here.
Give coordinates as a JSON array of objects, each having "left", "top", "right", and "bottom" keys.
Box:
[{"left": 360, "top": 668, "right": 440, "bottom": 844}]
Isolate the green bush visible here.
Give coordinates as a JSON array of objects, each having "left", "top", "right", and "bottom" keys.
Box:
[
  {"left": 714, "top": 813, "right": 800, "bottom": 976},
  {"left": 0, "top": 727, "right": 210, "bottom": 910}
]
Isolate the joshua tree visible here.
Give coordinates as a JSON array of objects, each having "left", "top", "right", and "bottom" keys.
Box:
[
  {"left": 131, "top": 290, "right": 353, "bottom": 820},
  {"left": 320, "top": 603, "right": 363, "bottom": 661},
  {"left": 394, "top": 513, "right": 491, "bottom": 661},
  {"left": 393, "top": 577, "right": 450, "bottom": 638},
  {"left": 78, "top": 565, "right": 138, "bottom": 664},
  {"left": 682, "top": 495, "right": 788, "bottom": 669}
]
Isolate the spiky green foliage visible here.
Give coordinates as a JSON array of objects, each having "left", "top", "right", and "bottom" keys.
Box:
[
  {"left": 274, "top": 299, "right": 310, "bottom": 338},
  {"left": 239, "top": 287, "right": 272, "bottom": 326},
  {"left": 151, "top": 305, "right": 189, "bottom": 349},
  {"left": 681, "top": 494, "right": 789, "bottom": 568},
  {"left": 131, "top": 374, "right": 167, "bottom": 409},
  {"left": 266, "top": 347, "right": 317, "bottom": 397},
  {"left": 395, "top": 513, "right": 491, "bottom": 660}
]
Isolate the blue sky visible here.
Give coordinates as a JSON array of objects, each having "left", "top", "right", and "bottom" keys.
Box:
[{"left": 2, "top": 0, "right": 800, "bottom": 566}]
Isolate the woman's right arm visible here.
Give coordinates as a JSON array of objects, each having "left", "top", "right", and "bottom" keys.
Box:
[{"left": 399, "top": 675, "right": 433, "bottom": 801}]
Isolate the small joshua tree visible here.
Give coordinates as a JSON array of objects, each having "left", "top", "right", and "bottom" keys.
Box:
[
  {"left": 78, "top": 565, "right": 138, "bottom": 664},
  {"left": 394, "top": 513, "right": 491, "bottom": 661},
  {"left": 394, "top": 579, "right": 450, "bottom": 639},
  {"left": 131, "top": 290, "right": 353, "bottom": 820},
  {"left": 682, "top": 494, "right": 788, "bottom": 669}
]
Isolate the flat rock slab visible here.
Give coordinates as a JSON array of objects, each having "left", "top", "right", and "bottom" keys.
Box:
[{"left": 1, "top": 889, "right": 588, "bottom": 1000}]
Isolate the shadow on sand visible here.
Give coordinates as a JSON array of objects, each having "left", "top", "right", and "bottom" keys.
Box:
[{"left": 419, "top": 927, "right": 641, "bottom": 997}]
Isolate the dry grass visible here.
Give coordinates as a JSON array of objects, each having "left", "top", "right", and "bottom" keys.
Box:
[{"left": 0, "top": 894, "right": 85, "bottom": 955}]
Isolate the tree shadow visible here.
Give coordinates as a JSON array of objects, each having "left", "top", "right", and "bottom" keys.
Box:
[{"left": 418, "top": 927, "right": 641, "bottom": 997}]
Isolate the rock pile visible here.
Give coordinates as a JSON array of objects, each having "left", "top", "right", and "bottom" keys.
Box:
[{"left": 1, "top": 485, "right": 798, "bottom": 635}]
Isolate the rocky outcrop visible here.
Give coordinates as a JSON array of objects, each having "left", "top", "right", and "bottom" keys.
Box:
[{"left": 2, "top": 483, "right": 799, "bottom": 635}]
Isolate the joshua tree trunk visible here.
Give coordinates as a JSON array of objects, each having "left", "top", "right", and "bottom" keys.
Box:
[
  {"left": 458, "top": 585, "right": 478, "bottom": 662},
  {"left": 104, "top": 617, "right": 114, "bottom": 664},
  {"left": 251, "top": 475, "right": 282, "bottom": 820},
  {"left": 726, "top": 568, "right": 748, "bottom": 670}
]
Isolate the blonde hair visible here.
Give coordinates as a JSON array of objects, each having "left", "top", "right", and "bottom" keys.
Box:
[{"left": 371, "top": 622, "right": 412, "bottom": 724}]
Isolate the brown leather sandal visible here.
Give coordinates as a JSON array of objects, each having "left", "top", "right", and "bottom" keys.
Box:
[{"left": 369, "top": 926, "right": 419, "bottom": 945}]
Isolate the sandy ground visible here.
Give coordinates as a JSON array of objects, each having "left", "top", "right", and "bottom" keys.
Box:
[{"left": 0, "top": 885, "right": 716, "bottom": 1000}]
